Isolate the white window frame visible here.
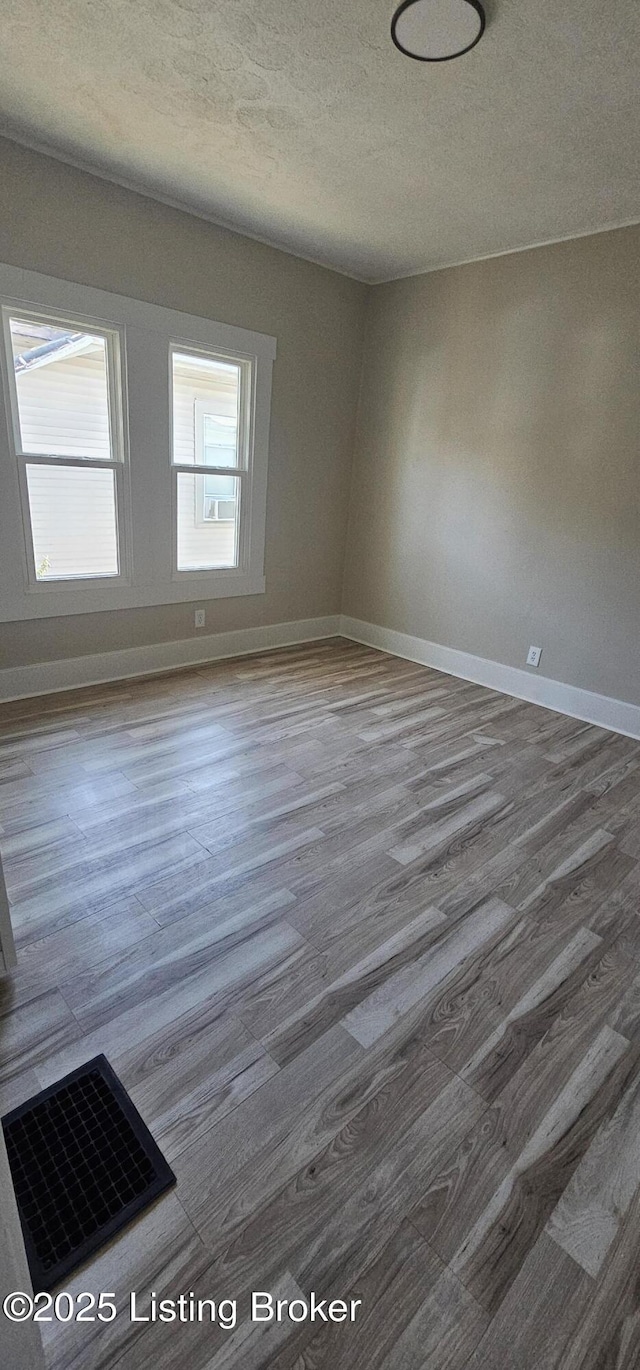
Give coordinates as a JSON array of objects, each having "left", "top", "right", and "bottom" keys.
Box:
[
  {"left": 200, "top": 492, "right": 236, "bottom": 524},
  {"left": 0, "top": 264, "right": 276, "bottom": 622},
  {"left": 0, "top": 303, "right": 131, "bottom": 592},
  {"left": 170, "top": 344, "right": 251, "bottom": 576}
]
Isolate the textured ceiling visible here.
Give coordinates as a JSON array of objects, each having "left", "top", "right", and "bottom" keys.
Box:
[{"left": 0, "top": 0, "right": 639, "bottom": 281}]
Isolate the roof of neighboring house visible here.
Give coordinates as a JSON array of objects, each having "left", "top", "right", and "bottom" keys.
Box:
[{"left": 14, "top": 333, "right": 100, "bottom": 374}]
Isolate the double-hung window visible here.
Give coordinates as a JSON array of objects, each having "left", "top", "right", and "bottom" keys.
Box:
[
  {"left": 0, "top": 264, "right": 275, "bottom": 622},
  {"left": 2, "top": 307, "right": 127, "bottom": 584},
  {"left": 170, "top": 346, "right": 251, "bottom": 573}
]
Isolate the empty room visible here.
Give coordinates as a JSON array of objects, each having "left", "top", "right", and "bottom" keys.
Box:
[{"left": 0, "top": 2, "right": 639, "bottom": 1367}]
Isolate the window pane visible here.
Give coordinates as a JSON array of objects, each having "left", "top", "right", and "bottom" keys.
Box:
[
  {"left": 177, "top": 471, "right": 239, "bottom": 569},
  {"left": 201, "top": 413, "right": 237, "bottom": 469},
  {"left": 26, "top": 464, "right": 119, "bottom": 579},
  {"left": 171, "top": 349, "right": 241, "bottom": 468},
  {"left": 203, "top": 472, "right": 235, "bottom": 500},
  {"left": 9, "top": 316, "right": 114, "bottom": 459}
]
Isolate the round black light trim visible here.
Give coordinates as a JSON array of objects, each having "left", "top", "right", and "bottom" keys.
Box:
[{"left": 391, "top": 0, "right": 485, "bottom": 62}]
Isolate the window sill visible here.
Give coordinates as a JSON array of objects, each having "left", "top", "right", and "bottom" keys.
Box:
[{"left": 0, "top": 572, "right": 266, "bottom": 623}]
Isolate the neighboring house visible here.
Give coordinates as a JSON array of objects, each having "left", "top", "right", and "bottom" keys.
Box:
[{"left": 13, "top": 326, "right": 237, "bottom": 578}]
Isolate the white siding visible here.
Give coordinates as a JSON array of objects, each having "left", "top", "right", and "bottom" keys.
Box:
[
  {"left": 176, "top": 472, "right": 236, "bottom": 569},
  {"left": 26, "top": 465, "right": 118, "bottom": 578},
  {"left": 13, "top": 349, "right": 117, "bottom": 578},
  {"left": 15, "top": 346, "right": 112, "bottom": 459},
  {"left": 172, "top": 354, "right": 239, "bottom": 465}
]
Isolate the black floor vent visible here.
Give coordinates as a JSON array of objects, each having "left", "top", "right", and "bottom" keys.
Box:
[{"left": 2, "top": 1054, "right": 176, "bottom": 1291}]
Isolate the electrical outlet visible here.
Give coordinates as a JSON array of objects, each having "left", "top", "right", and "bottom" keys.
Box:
[
  {"left": 526, "top": 645, "right": 542, "bottom": 668},
  {"left": 194, "top": 609, "right": 205, "bottom": 630}
]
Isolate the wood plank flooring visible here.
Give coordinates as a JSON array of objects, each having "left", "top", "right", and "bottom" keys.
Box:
[{"left": 2, "top": 638, "right": 640, "bottom": 1368}]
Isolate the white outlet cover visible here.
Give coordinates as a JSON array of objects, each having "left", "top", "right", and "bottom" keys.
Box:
[
  {"left": 526, "top": 646, "right": 542, "bottom": 668},
  {"left": 195, "top": 609, "right": 205, "bottom": 629}
]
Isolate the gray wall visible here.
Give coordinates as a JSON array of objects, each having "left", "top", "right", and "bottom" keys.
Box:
[
  {"left": 0, "top": 137, "right": 367, "bottom": 668},
  {"left": 1, "top": 135, "right": 639, "bottom": 711},
  {"left": 343, "top": 225, "right": 640, "bottom": 705}
]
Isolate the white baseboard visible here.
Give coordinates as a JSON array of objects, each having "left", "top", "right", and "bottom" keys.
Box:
[
  {"left": 4, "top": 610, "right": 640, "bottom": 743},
  {"left": 0, "top": 616, "right": 341, "bottom": 703},
  {"left": 340, "top": 615, "right": 640, "bottom": 742}
]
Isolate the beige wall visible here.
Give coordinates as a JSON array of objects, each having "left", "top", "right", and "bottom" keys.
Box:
[
  {"left": 0, "top": 136, "right": 367, "bottom": 668},
  {"left": 1, "top": 134, "right": 639, "bottom": 711},
  {"left": 343, "top": 225, "right": 640, "bottom": 705}
]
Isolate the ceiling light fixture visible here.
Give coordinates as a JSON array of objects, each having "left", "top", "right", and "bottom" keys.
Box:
[{"left": 391, "top": 0, "right": 485, "bottom": 62}]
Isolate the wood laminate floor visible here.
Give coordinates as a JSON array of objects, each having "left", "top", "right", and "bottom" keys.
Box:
[{"left": 2, "top": 638, "right": 640, "bottom": 1369}]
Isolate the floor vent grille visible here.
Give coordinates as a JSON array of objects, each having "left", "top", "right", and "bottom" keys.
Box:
[{"left": 2, "top": 1054, "right": 175, "bottom": 1291}]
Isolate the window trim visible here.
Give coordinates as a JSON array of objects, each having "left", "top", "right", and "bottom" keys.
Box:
[
  {"left": 0, "top": 263, "right": 276, "bottom": 623},
  {"left": 0, "top": 304, "right": 131, "bottom": 592}
]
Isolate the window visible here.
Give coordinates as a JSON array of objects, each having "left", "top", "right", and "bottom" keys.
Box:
[
  {"left": 2, "top": 308, "right": 127, "bottom": 583},
  {"left": 198, "top": 413, "right": 238, "bottom": 522},
  {"left": 0, "top": 264, "right": 275, "bottom": 622},
  {"left": 171, "top": 348, "right": 250, "bottom": 573},
  {"left": 197, "top": 410, "right": 239, "bottom": 523}
]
